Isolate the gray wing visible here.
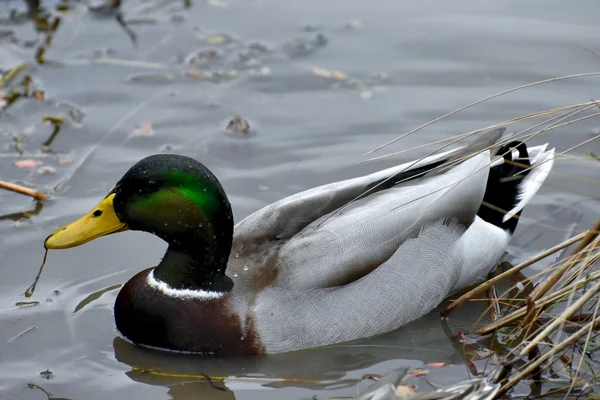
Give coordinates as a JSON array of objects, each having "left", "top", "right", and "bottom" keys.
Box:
[
  {"left": 232, "top": 127, "right": 506, "bottom": 242},
  {"left": 253, "top": 215, "right": 511, "bottom": 353},
  {"left": 272, "top": 151, "right": 493, "bottom": 289}
]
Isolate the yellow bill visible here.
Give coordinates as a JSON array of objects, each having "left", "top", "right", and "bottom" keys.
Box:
[{"left": 45, "top": 193, "right": 128, "bottom": 249}]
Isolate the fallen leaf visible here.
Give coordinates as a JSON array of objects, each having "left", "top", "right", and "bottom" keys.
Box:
[
  {"left": 312, "top": 67, "right": 347, "bottom": 80},
  {"left": 203, "top": 34, "right": 233, "bottom": 45},
  {"left": 395, "top": 384, "right": 416, "bottom": 397},
  {"left": 58, "top": 156, "right": 73, "bottom": 165},
  {"left": 408, "top": 368, "right": 429, "bottom": 377},
  {"left": 186, "top": 71, "right": 206, "bottom": 79},
  {"left": 33, "top": 90, "right": 45, "bottom": 102},
  {"left": 37, "top": 165, "right": 56, "bottom": 174},
  {"left": 15, "top": 160, "right": 41, "bottom": 168},
  {"left": 129, "top": 122, "right": 154, "bottom": 138},
  {"left": 426, "top": 362, "right": 449, "bottom": 368}
]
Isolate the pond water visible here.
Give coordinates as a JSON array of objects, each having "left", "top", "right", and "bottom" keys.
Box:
[{"left": 1, "top": 0, "right": 599, "bottom": 399}]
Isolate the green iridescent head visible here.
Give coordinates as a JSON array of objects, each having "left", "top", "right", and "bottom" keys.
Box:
[
  {"left": 45, "top": 154, "right": 234, "bottom": 291},
  {"left": 112, "top": 154, "right": 233, "bottom": 259}
]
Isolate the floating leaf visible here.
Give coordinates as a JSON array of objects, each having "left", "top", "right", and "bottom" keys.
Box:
[
  {"left": 33, "top": 90, "right": 46, "bottom": 102},
  {"left": 15, "top": 160, "right": 41, "bottom": 168},
  {"left": 395, "top": 384, "right": 416, "bottom": 397},
  {"left": 186, "top": 71, "right": 206, "bottom": 79},
  {"left": 407, "top": 368, "right": 429, "bottom": 377},
  {"left": 128, "top": 122, "right": 154, "bottom": 138},
  {"left": 58, "top": 156, "right": 73, "bottom": 165},
  {"left": 312, "top": 67, "right": 347, "bottom": 80},
  {"left": 37, "top": 165, "right": 56, "bottom": 174},
  {"left": 426, "top": 362, "right": 449, "bottom": 368},
  {"left": 203, "top": 34, "right": 232, "bottom": 45}
]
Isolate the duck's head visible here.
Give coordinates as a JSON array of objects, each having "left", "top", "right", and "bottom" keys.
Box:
[{"left": 45, "top": 154, "right": 234, "bottom": 292}]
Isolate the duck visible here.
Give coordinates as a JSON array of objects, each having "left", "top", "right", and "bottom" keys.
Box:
[{"left": 44, "top": 127, "right": 555, "bottom": 356}]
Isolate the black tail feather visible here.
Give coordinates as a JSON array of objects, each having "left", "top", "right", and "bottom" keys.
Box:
[{"left": 477, "top": 141, "right": 531, "bottom": 233}]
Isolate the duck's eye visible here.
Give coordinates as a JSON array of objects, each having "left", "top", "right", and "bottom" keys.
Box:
[{"left": 93, "top": 210, "right": 103, "bottom": 217}]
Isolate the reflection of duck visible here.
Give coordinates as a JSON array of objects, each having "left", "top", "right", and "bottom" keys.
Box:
[{"left": 45, "top": 128, "right": 554, "bottom": 355}]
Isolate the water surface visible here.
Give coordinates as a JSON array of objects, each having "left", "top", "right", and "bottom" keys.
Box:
[{"left": 1, "top": 0, "right": 599, "bottom": 398}]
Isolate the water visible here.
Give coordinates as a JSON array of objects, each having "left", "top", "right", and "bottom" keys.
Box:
[{"left": 1, "top": 0, "right": 599, "bottom": 398}]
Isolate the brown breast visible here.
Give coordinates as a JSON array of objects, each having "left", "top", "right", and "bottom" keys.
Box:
[{"left": 114, "top": 268, "right": 265, "bottom": 356}]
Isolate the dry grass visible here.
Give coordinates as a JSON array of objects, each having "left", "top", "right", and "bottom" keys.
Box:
[{"left": 354, "top": 71, "right": 600, "bottom": 398}]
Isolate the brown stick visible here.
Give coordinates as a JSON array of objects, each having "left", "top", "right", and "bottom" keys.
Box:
[
  {"left": 529, "top": 218, "right": 600, "bottom": 302},
  {"left": 0, "top": 180, "right": 47, "bottom": 200},
  {"left": 496, "top": 319, "right": 595, "bottom": 397},
  {"left": 441, "top": 231, "right": 587, "bottom": 316}
]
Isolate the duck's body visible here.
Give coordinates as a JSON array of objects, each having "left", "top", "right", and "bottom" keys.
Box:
[{"left": 45, "top": 128, "right": 555, "bottom": 355}]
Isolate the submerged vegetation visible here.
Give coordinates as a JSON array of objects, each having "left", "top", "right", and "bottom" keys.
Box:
[{"left": 0, "top": 0, "right": 599, "bottom": 398}]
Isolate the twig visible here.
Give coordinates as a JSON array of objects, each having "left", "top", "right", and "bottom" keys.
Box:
[
  {"left": 529, "top": 218, "right": 600, "bottom": 302},
  {"left": 475, "top": 268, "right": 600, "bottom": 335},
  {"left": 442, "top": 231, "right": 587, "bottom": 316},
  {"left": 519, "top": 279, "right": 600, "bottom": 356},
  {"left": 0, "top": 180, "right": 47, "bottom": 200},
  {"left": 496, "top": 319, "right": 595, "bottom": 397},
  {"left": 565, "top": 295, "right": 600, "bottom": 398}
]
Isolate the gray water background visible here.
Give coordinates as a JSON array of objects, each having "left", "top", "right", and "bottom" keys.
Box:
[{"left": 1, "top": 0, "right": 600, "bottom": 398}]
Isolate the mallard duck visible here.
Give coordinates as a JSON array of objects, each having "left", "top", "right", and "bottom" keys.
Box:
[{"left": 44, "top": 127, "right": 554, "bottom": 356}]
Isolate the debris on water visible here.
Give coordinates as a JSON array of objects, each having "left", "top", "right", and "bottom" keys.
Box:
[
  {"left": 45, "top": 298, "right": 53, "bottom": 304},
  {"left": 590, "top": 151, "right": 600, "bottom": 161},
  {"left": 247, "top": 40, "right": 275, "bottom": 53},
  {"left": 128, "top": 122, "right": 155, "bottom": 138},
  {"left": 186, "top": 48, "right": 223, "bottom": 67},
  {"left": 15, "top": 301, "right": 40, "bottom": 308},
  {"left": 40, "top": 369, "right": 54, "bottom": 380},
  {"left": 185, "top": 70, "right": 206, "bottom": 79},
  {"left": 0, "top": 179, "right": 48, "bottom": 200},
  {"left": 202, "top": 33, "right": 234, "bottom": 45},
  {"left": 259, "top": 185, "right": 269, "bottom": 191},
  {"left": 128, "top": 72, "right": 174, "bottom": 83},
  {"left": 33, "top": 89, "right": 45, "bottom": 101},
  {"left": 283, "top": 33, "right": 328, "bottom": 58},
  {"left": 7, "top": 325, "right": 38, "bottom": 343},
  {"left": 312, "top": 67, "right": 348, "bottom": 81},
  {"left": 226, "top": 115, "right": 250, "bottom": 135},
  {"left": 58, "top": 156, "right": 73, "bottom": 165},
  {"left": 24, "top": 248, "right": 49, "bottom": 297},
  {"left": 38, "top": 165, "right": 56, "bottom": 174},
  {"left": 394, "top": 383, "right": 415, "bottom": 397},
  {"left": 27, "top": 383, "right": 69, "bottom": 400},
  {"left": 13, "top": 218, "right": 31, "bottom": 228},
  {"left": 426, "top": 362, "right": 449, "bottom": 368},
  {"left": 53, "top": 289, "right": 62, "bottom": 296},
  {"left": 206, "top": 69, "right": 238, "bottom": 82},
  {"left": 407, "top": 368, "right": 428, "bottom": 377},
  {"left": 41, "top": 115, "right": 65, "bottom": 148},
  {"left": 15, "top": 159, "right": 41, "bottom": 168},
  {"left": 73, "top": 284, "right": 122, "bottom": 313}
]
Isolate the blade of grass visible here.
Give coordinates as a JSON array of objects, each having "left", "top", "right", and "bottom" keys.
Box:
[{"left": 364, "top": 72, "right": 600, "bottom": 156}]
